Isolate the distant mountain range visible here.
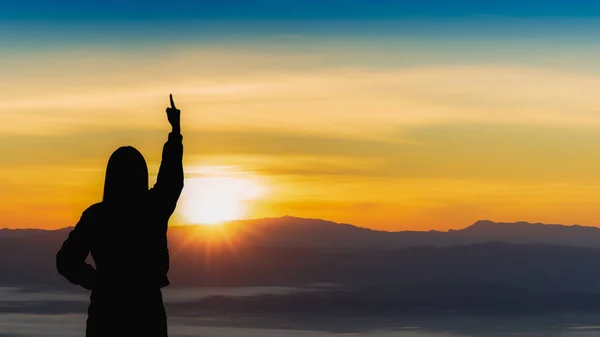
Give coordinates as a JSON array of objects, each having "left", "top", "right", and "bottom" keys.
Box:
[
  {"left": 5, "top": 216, "right": 600, "bottom": 314},
  {"left": 7, "top": 216, "right": 600, "bottom": 249},
  {"left": 213, "top": 216, "right": 600, "bottom": 248}
]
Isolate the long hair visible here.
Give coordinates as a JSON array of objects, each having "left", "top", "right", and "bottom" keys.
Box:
[{"left": 103, "top": 146, "right": 149, "bottom": 203}]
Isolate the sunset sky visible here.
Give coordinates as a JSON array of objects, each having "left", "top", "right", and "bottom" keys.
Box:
[{"left": 5, "top": 1, "right": 600, "bottom": 231}]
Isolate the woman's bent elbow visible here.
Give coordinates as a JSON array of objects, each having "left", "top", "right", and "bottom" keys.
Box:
[{"left": 55, "top": 250, "right": 70, "bottom": 277}]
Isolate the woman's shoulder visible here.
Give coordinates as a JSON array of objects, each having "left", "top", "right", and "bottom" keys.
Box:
[{"left": 81, "top": 202, "right": 106, "bottom": 218}]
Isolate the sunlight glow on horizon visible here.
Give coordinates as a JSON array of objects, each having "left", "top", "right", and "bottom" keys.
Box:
[{"left": 179, "top": 167, "right": 268, "bottom": 226}]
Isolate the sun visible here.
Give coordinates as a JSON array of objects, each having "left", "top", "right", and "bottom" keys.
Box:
[{"left": 179, "top": 167, "right": 266, "bottom": 226}]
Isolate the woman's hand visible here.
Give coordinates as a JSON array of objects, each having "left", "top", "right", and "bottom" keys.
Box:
[{"left": 166, "top": 94, "right": 181, "bottom": 133}]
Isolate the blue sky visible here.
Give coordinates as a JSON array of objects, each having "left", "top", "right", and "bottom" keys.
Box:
[
  {"left": 4, "top": 1, "right": 600, "bottom": 50},
  {"left": 3, "top": 1, "right": 600, "bottom": 21}
]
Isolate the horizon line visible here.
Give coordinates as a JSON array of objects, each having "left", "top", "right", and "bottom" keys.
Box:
[{"left": 2, "top": 216, "right": 597, "bottom": 233}]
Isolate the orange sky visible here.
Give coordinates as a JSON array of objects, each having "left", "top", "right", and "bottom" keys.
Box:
[{"left": 4, "top": 21, "right": 600, "bottom": 231}]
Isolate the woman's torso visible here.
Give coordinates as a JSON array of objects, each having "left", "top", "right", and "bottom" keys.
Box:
[{"left": 86, "top": 195, "right": 170, "bottom": 290}]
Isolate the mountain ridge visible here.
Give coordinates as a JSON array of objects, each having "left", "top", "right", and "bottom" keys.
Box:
[
  {"left": 4, "top": 216, "right": 599, "bottom": 234},
  {"left": 5, "top": 217, "right": 600, "bottom": 250}
]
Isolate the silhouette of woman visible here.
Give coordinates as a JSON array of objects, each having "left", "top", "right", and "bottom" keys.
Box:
[{"left": 56, "top": 94, "right": 184, "bottom": 337}]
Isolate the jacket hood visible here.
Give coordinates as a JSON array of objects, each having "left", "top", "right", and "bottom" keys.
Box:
[{"left": 103, "top": 146, "right": 149, "bottom": 203}]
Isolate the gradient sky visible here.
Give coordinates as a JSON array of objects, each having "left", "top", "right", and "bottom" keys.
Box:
[{"left": 5, "top": 1, "right": 600, "bottom": 231}]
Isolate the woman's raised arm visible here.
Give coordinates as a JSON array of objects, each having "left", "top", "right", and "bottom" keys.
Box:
[{"left": 150, "top": 94, "right": 184, "bottom": 218}]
